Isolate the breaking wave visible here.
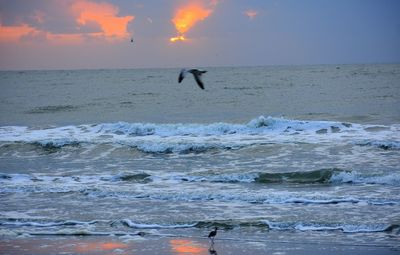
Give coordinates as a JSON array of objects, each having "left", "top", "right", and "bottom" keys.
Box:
[
  {"left": 2, "top": 171, "right": 399, "bottom": 206},
  {"left": 356, "top": 140, "right": 400, "bottom": 150},
  {"left": 261, "top": 220, "right": 399, "bottom": 233},
  {"left": 1, "top": 169, "right": 399, "bottom": 187},
  {"left": 1, "top": 218, "right": 397, "bottom": 235},
  {"left": 0, "top": 219, "right": 98, "bottom": 228},
  {"left": 121, "top": 219, "right": 196, "bottom": 229},
  {"left": 1, "top": 116, "right": 397, "bottom": 153}
]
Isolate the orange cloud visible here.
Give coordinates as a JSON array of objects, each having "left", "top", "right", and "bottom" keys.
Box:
[
  {"left": 0, "top": 0, "right": 134, "bottom": 45},
  {"left": 0, "top": 22, "right": 84, "bottom": 45},
  {"left": 71, "top": 0, "right": 134, "bottom": 40},
  {"left": 245, "top": 9, "right": 258, "bottom": 20},
  {"left": 0, "top": 23, "right": 40, "bottom": 42},
  {"left": 47, "top": 33, "right": 85, "bottom": 45},
  {"left": 170, "top": 1, "right": 216, "bottom": 42}
]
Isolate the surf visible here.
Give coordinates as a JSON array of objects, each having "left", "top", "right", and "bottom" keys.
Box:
[{"left": 0, "top": 116, "right": 398, "bottom": 154}]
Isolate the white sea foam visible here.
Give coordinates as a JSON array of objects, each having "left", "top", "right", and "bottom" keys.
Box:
[
  {"left": 5, "top": 177, "right": 396, "bottom": 205},
  {"left": 1, "top": 116, "right": 397, "bottom": 153},
  {"left": 121, "top": 219, "right": 196, "bottom": 229},
  {"left": 81, "top": 188, "right": 398, "bottom": 206},
  {"left": 2, "top": 169, "right": 399, "bottom": 188},
  {"left": 1, "top": 171, "right": 400, "bottom": 206},
  {"left": 262, "top": 220, "right": 394, "bottom": 233},
  {"left": 356, "top": 140, "right": 400, "bottom": 150},
  {"left": 330, "top": 171, "right": 400, "bottom": 186},
  {"left": 0, "top": 220, "right": 98, "bottom": 227}
]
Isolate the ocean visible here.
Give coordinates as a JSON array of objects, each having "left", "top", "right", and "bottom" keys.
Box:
[{"left": 0, "top": 64, "right": 399, "bottom": 251}]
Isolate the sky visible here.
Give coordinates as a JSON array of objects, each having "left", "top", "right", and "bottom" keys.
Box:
[{"left": 0, "top": 0, "right": 399, "bottom": 70}]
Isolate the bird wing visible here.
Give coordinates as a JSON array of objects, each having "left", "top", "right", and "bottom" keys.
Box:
[
  {"left": 192, "top": 72, "right": 205, "bottom": 90},
  {"left": 178, "top": 69, "right": 186, "bottom": 83}
]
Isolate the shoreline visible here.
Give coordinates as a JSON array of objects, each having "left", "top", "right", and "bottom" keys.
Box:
[{"left": 1, "top": 234, "right": 398, "bottom": 255}]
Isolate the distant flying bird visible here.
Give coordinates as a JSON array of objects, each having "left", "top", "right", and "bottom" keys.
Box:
[
  {"left": 208, "top": 227, "right": 218, "bottom": 242},
  {"left": 130, "top": 38, "right": 133, "bottom": 43},
  {"left": 179, "top": 68, "right": 207, "bottom": 90}
]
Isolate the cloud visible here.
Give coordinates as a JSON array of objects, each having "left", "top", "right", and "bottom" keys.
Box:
[
  {"left": 0, "top": 0, "right": 134, "bottom": 44},
  {"left": 71, "top": 0, "right": 134, "bottom": 40},
  {"left": 0, "top": 23, "right": 40, "bottom": 42},
  {"left": 31, "top": 10, "right": 46, "bottom": 24},
  {"left": 170, "top": 0, "right": 217, "bottom": 42},
  {"left": 0, "top": 22, "right": 84, "bottom": 44},
  {"left": 244, "top": 9, "right": 258, "bottom": 20}
]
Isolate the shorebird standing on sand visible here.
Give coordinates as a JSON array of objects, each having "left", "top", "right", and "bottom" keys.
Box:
[
  {"left": 178, "top": 68, "right": 207, "bottom": 90},
  {"left": 208, "top": 227, "right": 218, "bottom": 243}
]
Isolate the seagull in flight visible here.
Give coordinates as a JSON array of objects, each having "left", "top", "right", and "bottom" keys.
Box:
[{"left": 178, "top": 68, "right": 207, "bottom": 90}]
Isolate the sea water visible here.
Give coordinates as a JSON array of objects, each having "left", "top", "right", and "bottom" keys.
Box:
[{"left": 0, "top": 65, "right": 399, "bottom": 248}]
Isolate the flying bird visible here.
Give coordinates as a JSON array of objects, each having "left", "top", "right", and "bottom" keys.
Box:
[
  {"left": 178, "top": 68, "right": 207, "bottom": 90},
  {"left": 208, "top": 227, "right": 218, "bottom": 243}
]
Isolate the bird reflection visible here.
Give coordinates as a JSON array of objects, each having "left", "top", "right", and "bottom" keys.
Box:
[{"left": 208, "top": 243, "right": 218, "bottom": 255}]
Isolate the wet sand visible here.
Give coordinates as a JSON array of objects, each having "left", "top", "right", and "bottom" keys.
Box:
[{"left": 0, "top": 235, "right": 398, "bottom": 255}]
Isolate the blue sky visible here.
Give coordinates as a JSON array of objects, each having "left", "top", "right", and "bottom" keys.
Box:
[{"left": 0, "top": 0, "right": 399, "bottom": 70}]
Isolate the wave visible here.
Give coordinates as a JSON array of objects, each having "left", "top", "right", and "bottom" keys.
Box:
[
  {"left": 121, "top": 219, "right": 196, "bottom": 229},
  {"left": 171, "top": 168, "right": 352, "bottom": 184},
  {"left": 96, "top": 116, "right": 355, "bottom": 136},
  {"left": 1, "top": 169, "right": 399, "bottom": 187},
  {"left": 191, "top": 219, "right": 399, "bottom": 234},
  {"left": 1, "top": 116, "right": 398, "bottom": 153},
  {"left": 256, "top": 168, "right": 341, "bottom": 184},
  {"left": 2, "top": 183, "right": 397, "bottom": 206},
  {"left": 262, "top": 220, "right": 399, "bottom": 233},
  {"left": 126, "top": 191, "right": 398, "bottom": 206},
  {"left": 163, "top": 169, "right": 400, "bottom": 186},
  {"left": 1, "top": 218, "right": 398, "bottom": 235},
  {"left": 0, "top": 172, "right": 152, "bottom": 185},
  {"left": 0, "top": 219, "right": 98, "bottom": 228},
  {"left": 26, "top": 105, "right": 78, "bottom": 114},
  {"left": 330, "top": 171, "right": 400, "bottom": 186},
  {"left": 356, "top": 140, "right": 400, "bottom": 150}
]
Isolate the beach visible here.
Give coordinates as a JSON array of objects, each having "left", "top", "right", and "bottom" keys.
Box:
[
  {"left": 1, "top": 64, "right": 399, "bottom": 254},
  {"left": 1, "top": 234, "right": 399, "bottom": 255}
]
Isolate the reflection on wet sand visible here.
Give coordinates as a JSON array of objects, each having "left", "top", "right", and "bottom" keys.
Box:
[
  {"left": 0, "top": 238, "right": 221, "bottom": 255},
  {"left": 208, "top": 242, "right": 218, "bottom": 255},
  {"left": 74, "top": 241, "right": 129, "bottom": 253},
  {"left": 0, "top": 239, "right": 132, "bottom": 255},
  {"left": 170, "top": 239, "right": 208, "bottom": 255}
]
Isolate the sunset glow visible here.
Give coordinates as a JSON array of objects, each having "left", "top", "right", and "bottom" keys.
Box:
[
  {"left": 0, "top": 0, "right": 133, "bottom": 44},
  {"left": 75, "top": 241, "right": 129, "bottom": 253},
  {"left": 0, "top": 23, "right": 87, "bottom": 45},
  {"left": 1, "top": 1, "right": 397, "bottom": 70},
  {"left": 72, "top": 0, "right": 134, "bottom": 40},
  {"left": 170, "top": 1, "right": 214, "bottom": 42},
  {"left": 170, "top": 35, "right": 186, "bottom": 42},
  {"left": 245, "top": 9, "right": 258, "bottom": 20},
  {"left": 0, "top": 23, "right": 40, "bottom": 42},
  {"left": 170, "top": 239, "right": 207, "bottom": 254}
]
